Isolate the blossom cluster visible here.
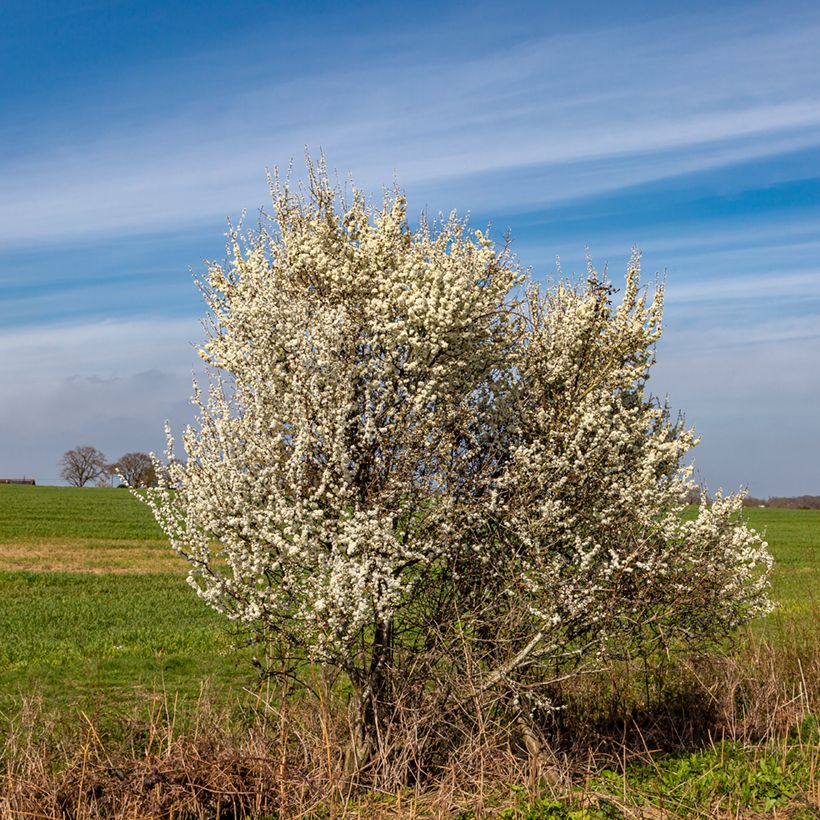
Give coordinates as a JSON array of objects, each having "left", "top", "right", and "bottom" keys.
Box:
[{"left": 141, "top": 162, "right": 772, "bottom": 688}]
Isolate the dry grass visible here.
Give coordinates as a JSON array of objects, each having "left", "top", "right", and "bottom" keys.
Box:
[
  {"left": 0, "top": 540, "right": 184, "bottom": 574},
  {"left": 0, "top": 686, "right": 533, "bottom": 819},
  {"left": 2, "top": 630, "right": 819, "bottom": 819}
]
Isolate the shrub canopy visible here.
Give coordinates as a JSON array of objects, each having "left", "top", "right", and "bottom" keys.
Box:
[{"left": 143, "top": 160, "right": 772, "bottom": 769}]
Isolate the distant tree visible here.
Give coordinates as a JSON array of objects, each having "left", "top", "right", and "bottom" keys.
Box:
[
  {"left": 60, "top": 446, "right": 106, "bottom": 487},
  {"left": 96, "top": 463, "right": 119, "bottom": 488},
  {"left": 115, "top": 452, "right": 157, "bottom": 488},
  {"left": 768, "top": 495, "right": 820, "bottom": 510},
  {"left": 683, "top": 485, "right": 710, "bottom": 505}
]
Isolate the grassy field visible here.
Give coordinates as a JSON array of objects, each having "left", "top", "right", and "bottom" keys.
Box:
[
  {"left": 1, "top": 484, "right": 818, "bottom": 817},
  {"left": 745, "top": 506, "right": 820, "bottom": 625},
  {"left": 0, "top": 484, "right": 256, "bottom": 714},
  {"left": 0, "top": 485, "right": 818, "bottom": 712},
  {"left": 0, "top": 483, "right": 164, "bottom": 541}
]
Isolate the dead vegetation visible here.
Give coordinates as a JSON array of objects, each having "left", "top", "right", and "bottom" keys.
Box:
[
  {"left": 0, "top": 540, "right": 183, "bottom": 574},
  {"left": 2, "top": 628, "right": 819, "bottom": 819}
]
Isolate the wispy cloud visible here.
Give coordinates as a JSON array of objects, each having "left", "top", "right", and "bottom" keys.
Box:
[
  {"left": 0, "top": 318, "right": 201, "bottom": 388},
  {"left": 2, "top": 5, "right": 819, "bottom": 245},
  {"left": 666, "top": 270, "right": 820, "bottom": 305}
]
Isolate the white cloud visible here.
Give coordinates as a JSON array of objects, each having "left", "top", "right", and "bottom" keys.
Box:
[
  {"left": 0, "top": 318, "right": 203, "bottom": 484},
  {"left": 666, "top": 270, "right": 820, "bottom": 305},
  {"left": 0, "top": 317, "right": 201, "bottom": 388},
  {"left": 1, "top": 7, "right": 819, "bottom": 245}
]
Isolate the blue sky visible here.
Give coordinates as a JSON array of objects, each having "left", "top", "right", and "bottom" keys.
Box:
[{"left": 1, "top": 0, "right": 818, "bottom": 495}]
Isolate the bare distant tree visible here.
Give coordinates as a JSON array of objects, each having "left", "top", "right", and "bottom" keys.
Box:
[
  {"left": 767, "top": 495, "right": 820, "bottom": 509},
  {"left": 60, "top": 446, "right": 106, "bottom": 487},
  {"left": 115, "top": 452, "right": 157, "bottom": 488},
  {"left": 96, "top": 463, "right": 120, "bottom": 488},
  {"left": 683, "top": 485, "right": 707, "bottom": 505}
]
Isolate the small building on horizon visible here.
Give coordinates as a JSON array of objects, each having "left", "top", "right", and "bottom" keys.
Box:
[{"left": 0, "top": 478, "right": 36, "bottom": 485}]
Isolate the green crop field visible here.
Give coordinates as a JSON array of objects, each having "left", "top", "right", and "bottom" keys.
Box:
[
  {"left": 743, "top": 506, "right": 820, "bottom": 631},
  {"left": 0, "top": 483, "right": 163, "bottom": 542},
  {"left": 0, "top": 484, "right": 257, "bottom": 715},
  {"left": 0, "top": 485, "right": 818, "bottom": 714}
]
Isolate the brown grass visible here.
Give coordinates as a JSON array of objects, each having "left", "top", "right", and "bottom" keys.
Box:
[
  {"left": 0, "top": 540, "right": 184, "bottom": 574},
  {"left": 0, "top": 686, "right": 534, "bottom": 819},
  {"left": 1, "top": 629, "right": 819, "bottom": 819}
]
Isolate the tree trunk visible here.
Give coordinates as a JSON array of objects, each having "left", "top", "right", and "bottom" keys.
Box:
[{"left": 343, "top": 619, "right": 393, "bottom": 778}]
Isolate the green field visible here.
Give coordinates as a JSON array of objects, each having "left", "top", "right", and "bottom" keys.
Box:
[
  {"left": 0, "top": 485, "right": 818, "bottom": 713},
  {"left": 0, "top": 483, "right": 163, "bottom": 541},
  {"left": 745, "top": 506, "right": 820, "bottom": 621},
  {"left": 0, "top": 484, "right": 256, "bottom": 713}
]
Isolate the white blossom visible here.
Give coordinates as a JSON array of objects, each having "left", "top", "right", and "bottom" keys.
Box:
[{"left": 139, "top": 159, "right": 772, "bottom": 707}]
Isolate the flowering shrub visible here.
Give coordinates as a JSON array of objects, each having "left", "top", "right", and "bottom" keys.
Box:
[{"left": 142, "top": 159, "right": 772, "bottom": 771}]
